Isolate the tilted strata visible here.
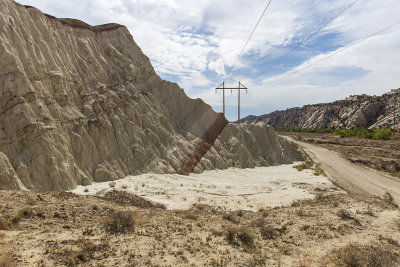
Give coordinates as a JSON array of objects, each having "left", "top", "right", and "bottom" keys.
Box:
[
  {"left": 0, "top": 0, "right": 302, "bottom": 191},
  {"left": 242, "top": 89, "right": 400, "bottom": 130}
]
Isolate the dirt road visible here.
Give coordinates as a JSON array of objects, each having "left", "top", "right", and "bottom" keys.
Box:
[{"left": 285, "top": 137, "right": 400, "bottom": 204}]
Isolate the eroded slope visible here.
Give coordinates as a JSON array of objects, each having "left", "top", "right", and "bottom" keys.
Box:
[{"left": 0, "top": 0, "right": 301, "bottom": 191}]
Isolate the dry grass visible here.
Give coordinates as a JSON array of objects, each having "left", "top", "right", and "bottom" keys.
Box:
[
  {"left": 47, "top": 238, "right": 110, "bottom": 266},
  {"left": 260, "top": 225, "right": 279, "bottom": 240},
  {"left": 337, "top": 209, "right": 361, "bottom": 225},
  {"left": 101, "top": 190, "right": 166, "bottom": 209},
  {"left": 383, "top": 191, "right": 397, "bottom": 207},
  {"left": 104, "top": 210, "right": 136, "bottom": 233},
  {"left": 226, "top": 226, "right": 255, "bottom": 248},
  {"left": 222, "top": 212, "right": 238, "bottom": 224},
  {"left": 323, "top": 243, "right": 400, "bottom": 266}
]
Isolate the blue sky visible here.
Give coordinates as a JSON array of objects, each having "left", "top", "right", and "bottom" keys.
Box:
[{"left": 17, "top": 0, "right": 400, "bottom": 121}]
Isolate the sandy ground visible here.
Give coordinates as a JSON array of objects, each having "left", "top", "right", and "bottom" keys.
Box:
[
  {"left": 1, "top": 190, "right": 399, "bottom": 266},
  {"left": 72, "top": 163, "right": 342, "bottom": 211},
  {"left": 285, "top": 137, "right": 400, "bottom": 205}
]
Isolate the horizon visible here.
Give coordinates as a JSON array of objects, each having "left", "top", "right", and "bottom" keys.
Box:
[{"left": 15, "top": 0, "right": 400, "bottom": 122}]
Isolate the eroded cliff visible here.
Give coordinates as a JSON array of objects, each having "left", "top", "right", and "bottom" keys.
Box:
[
  {"left": 0, "top": 0, "right": 302, "bottom": 191},
  {"left": 242, "top": 89, "right": 400, "bottom": 130}
]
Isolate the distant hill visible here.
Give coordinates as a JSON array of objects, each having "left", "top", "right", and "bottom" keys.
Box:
[{"left": 242, "top": 89, "right": 400, "bottom": 130}]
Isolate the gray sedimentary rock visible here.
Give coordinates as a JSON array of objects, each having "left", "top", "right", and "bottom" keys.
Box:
[
  {"left": 0, "top": 0, "right": 302, "bottom": 191},
  {"left": 242, "top": 89, "right": 400, "bottom": 130}
]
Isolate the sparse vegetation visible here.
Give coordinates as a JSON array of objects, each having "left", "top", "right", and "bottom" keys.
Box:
[
  {"left": 324, "top": 243, "right": 400, "bottom": 266},
  {"left": 283, "top": 131, "right": 400, "bottom": 178},
  {"left": 383, "top": 191, "right": 395, "bottom": 203},
  {"left": 337, "top": 209, "right": 361, "bottom": 225},
  {"left": 226, "top": 226, "right": 255, "bottom": 248},
  {"left": 101, "top": 190, "right": 166, "bottom": 209},
  {"left": 260, "top": 225, "right": 278, "bottom": 240},
  {"left": 104, "top": 210, "right": 136, "bottom": 233},
  {"left": 313, "top": 168, "right": 326, "bottom": 176},
  {"left": 277, "top": 127, "right": 394, "bottom": 140},
  {"left": 294, "top": 161, "right": 312, "bottom": 171},
  {"left": 222, "top": 213, "right": 238, "bottom": 224},
  {"left": 1, "top": 183, "right": 399, "bottom": 266},
  {"left": 17, "top": 208, "right": 33, "bottom": 218},
  {"left": 108, "top": 182, "right": 116, "bottom": 188}
]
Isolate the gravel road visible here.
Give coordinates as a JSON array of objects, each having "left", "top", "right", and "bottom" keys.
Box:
[{"left": 285, "top": 136, "right": 400, "bottom": 205}]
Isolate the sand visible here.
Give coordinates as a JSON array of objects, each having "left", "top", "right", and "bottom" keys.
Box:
[{"left": 72, "top": 163, "right": 343, "bottom": 211}]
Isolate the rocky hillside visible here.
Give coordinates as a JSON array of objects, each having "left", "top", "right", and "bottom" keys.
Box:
[
  {"left": 0, "top": 0, "right": 302, "bottom": 191},
  {"left": 242, "top": 89, "right": 400, "bottom": 130}
]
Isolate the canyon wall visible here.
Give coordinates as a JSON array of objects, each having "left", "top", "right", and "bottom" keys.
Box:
[{"left": 0, "top": 0, "right": 302, "bottom": 191}]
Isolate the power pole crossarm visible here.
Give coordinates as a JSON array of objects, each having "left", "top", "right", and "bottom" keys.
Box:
[{"left": 215, "top": 81, "right": 248, "bottom": 123}]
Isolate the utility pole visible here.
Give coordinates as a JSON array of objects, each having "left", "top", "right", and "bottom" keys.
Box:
[
  {"left": 394, "top": 97, "right": 396, "bottom": 132},
  {"left": 215, "top": 81, "right": 248, "bottom": 123}
]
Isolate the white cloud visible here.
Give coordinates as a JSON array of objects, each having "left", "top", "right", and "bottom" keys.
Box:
[
  {"left": 15, "top": 0, "right": 400, "bottom": 121},
  {"left": 208, "top": 58, "right": 226, "bottom": 76}
]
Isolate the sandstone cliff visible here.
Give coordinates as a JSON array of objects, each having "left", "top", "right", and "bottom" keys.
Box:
[
  {"left": 0, "top": 0, "right": 302, "bottom": 191},
  {"left": 242, "top": 89, "right": 400, "bottom": 130}
]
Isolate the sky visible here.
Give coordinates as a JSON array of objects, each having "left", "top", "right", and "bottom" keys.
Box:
[{"left": 16, "top": 0, "right": 400, "bottom": 121}]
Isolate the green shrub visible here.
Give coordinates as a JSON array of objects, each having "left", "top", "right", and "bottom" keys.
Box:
[
  {"left": 294, "top": 161, "right": 312, "bottom": 171},
  {"left": 372, "top": 128, "right": 392, "bottom": 140},
  {"left": 333, "top": 128, "right": 392, "bottom": 140}
]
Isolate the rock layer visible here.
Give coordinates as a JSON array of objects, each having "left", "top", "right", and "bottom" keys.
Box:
[
  {"left": 0, "top": 0, "right": 302, "bottom": 191},
  {"left": 242, "top": 89, "right": 400, "bottom": 130}
]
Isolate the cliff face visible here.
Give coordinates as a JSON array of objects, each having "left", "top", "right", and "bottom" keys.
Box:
[
  {"left": 242, "top": 89, "right": 400, "bottom": 130},
  {"left": 0, "top": 0, "right": 302, "bottom": 191}
]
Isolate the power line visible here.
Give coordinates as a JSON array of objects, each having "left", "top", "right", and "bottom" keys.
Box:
[
  {"left": 229, "top": 0, "right": 272, "bottom": 74},
  {"left": 266, "top": 0, "right": 360, "bottom": 70},
  {"left": 267, "top": 19, "right": 400, "bottom": 84}
]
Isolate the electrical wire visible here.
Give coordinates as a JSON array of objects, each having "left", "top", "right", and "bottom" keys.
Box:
[
  {"left": 229, "top": 0, "right": 272, "bottom": 74},
  {"left": 266, "top": 0, "right": 360, "bottom": 70},
  {"left": 268, "top": 19, "right": 400, "bottom": 84}
]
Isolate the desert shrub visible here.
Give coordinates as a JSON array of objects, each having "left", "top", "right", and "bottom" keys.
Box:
[
  {"left": 101, "top": 191, "right": 166, "bottom": 209},
  {"left": 184, "top": 213, "right": 198, "bottom": 220},
  {"left": 250, "top": 217, "right": 266, "bottom": 228},
  {"left": 222, "top": 213, "right": 238, "bottom": 223},
  {"left": 104, "top": 210, "right": 135, "bottom": 233},
  {"left": 372, "top": 128, "right": 392, "bottom": 140},
  {"left": 226, "top": 226, "right": 255, "bottom": 248},
  {"left": 236, "top": 210, "right": 244, "bottom": 217},
  {"left": 274, "top": 128, "right": 334, "bottom": 133},
  {"left": 59, "top": 238, "right": 110, "bottom": 266},
  {"left": 324, "top": 243, "right": 400, "bottom": 266},
  {"left": 17, "top": 208, "right": 33, "bottom": 218},
  {"left": 383, "top": 191, "right": 395, "bottom": 203},
  {"left": 294, "top": 161, "right": 312, "bottom": 171},
  {"left": 333, "top": 128, "right": 393, "bottom": 140},
  {"left": 260, "top": 225, "right": 278, "bottom": 240},
  {"left": 337, "top": 209, "right": 361, "bottom": 225}
]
